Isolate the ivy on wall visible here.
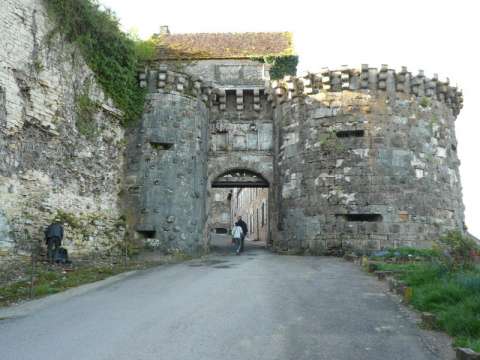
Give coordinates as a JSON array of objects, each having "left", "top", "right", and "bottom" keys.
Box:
[
  {"left": 253, "top": 55, "right": 299, "bottom": 80},
  {"left": 43, "top": 0, "right": 154, "bottom": 125}
]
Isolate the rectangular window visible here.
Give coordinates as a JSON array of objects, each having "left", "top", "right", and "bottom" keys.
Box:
[
  {"left": 226, "top": 89, "right": 236, "bottom": 111},
  {"left": 335, "top": 213, "right": 382, "bottom": 222},
  {"left": 336, "top": 130, "right": 365, "bottom": 138},
  {"left": 150, "top": 141, "right": 174, "bottom": 150},
  {"left": 261, "top": 202, "right": 265, "bottom": 226}
]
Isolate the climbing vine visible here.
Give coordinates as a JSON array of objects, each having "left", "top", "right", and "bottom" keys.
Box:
[
  {"left": 254, "top": 55, "right": 299, "bottom": 80},
  {"left": 43, "top": 0, "right": 154, "bottom": 125}
]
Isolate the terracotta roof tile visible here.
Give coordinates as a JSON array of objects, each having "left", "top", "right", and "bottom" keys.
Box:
[{"left": 155, "top": 32, "right": 293, "bottom": 60}]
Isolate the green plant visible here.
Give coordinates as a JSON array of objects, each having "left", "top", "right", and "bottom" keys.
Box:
[
  {"left": 54, "top": 209, "right": 81, "bottom": 229},
  {"left": 33, "top": 60, "right": 44, "bottom": 73},
  {"left": 254, "top": 55, "right": 299, "bottom": 80},
  {"left": 128, "top": 30, "right": 157, "bottom": 62},
  {"left": 44, "top": 0, "right": 147, "bottom": 125},
  {"left": 75, "top": 92, "right": 98, "bottom": 139},
  {"left": 419, "top": 97, "right": 431, "bottom": 108},
  {"left": 435, "top": 230, "right": 479, "bottom": 270}
]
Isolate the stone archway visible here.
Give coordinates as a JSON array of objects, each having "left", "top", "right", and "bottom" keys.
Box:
[
  {"left": 212, "top": 168, "right": 269, "bottom": 188},
  {"left": 207, "top": 167, "right": 274, "bottom": 251}
]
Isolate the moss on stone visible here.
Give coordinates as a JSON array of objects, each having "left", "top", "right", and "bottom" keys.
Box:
[{"left": 75, "top": 92, "right": 98, "bottom": 140}]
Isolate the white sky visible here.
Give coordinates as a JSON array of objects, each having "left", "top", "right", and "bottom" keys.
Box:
[{"left": 100, "top": 0, "right": 480, "bottom": 237}]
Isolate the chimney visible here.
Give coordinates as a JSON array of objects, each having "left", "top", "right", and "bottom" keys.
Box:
[{"left": 159, "top": 25, "right": 170, "bottom": 35}]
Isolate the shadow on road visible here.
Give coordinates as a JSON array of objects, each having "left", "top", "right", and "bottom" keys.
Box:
[{"left": 208, "top": 234, "right": 267, "bottom": 256}]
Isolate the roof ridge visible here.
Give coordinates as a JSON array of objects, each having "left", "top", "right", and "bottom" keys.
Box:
[{"left": 164, "top": 31, "right": 291, "bottom": 36}]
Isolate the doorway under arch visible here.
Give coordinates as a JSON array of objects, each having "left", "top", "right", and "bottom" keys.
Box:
[{"left": 208, "top": 168, "right": 272, "bottom": 253}]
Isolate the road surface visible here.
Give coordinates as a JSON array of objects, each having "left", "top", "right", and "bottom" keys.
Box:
[{"left": 0, "top": 246, "right": 451, "bottom": 360}]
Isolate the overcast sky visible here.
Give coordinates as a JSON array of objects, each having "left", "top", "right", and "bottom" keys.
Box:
[{"left": 100, "top": 0, "right": 480, "bottom": 237}]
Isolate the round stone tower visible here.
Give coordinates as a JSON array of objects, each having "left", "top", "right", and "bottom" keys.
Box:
[
  {"left": 271, "top": 65, "right": 464, "bottom": 253},
  {"left": 125, "top": 66, "right": 213, "bottom": 253}
]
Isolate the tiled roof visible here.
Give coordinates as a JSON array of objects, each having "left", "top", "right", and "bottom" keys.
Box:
[{"left": 155, "top": 32, "right": 293, "bottom": 60}]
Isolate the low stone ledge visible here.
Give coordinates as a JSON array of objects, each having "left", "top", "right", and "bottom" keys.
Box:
[
  {"left": 421, "top": 312, "right": 437, "bottom": 329},
  {"left": 374, "top": 270, "right": 393, "bottom": 280},
  {"left": 456, "top": 348, "right": 480, "bottom": 360},
  {"left": 343, "top": 253, "right": 358, "bottom": 262}
]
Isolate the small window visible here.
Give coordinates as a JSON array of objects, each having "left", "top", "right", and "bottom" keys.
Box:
[
  {"left": 336, "top": 130, "right": 365, "bottom": 138},
  {"left": 215, "top": 228, "right": 228, "bottom": 234},
  {"left": 136, "top": 225, "right": 156, "bottom": 238},
  {"left": 150, "top": 141, "right": 173, "bottom": 150},
  {"left": 451, "top": 144, "right": 457, "bottom": 152},
  {"left": 261, "top": 202, "right": 265, "bottom": 226},
  {"left": 336, "top": 213, "right": 382, "bottom": 222},
  {"left": 226, "top": 89, "right": 236, "bottom": 111}
]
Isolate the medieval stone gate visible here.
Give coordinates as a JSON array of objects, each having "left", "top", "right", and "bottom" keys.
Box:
[
  {"left": 126, "top": 65, "right": 464, "bottom": 254},
  {"left": 123, "top": 31, "right": 465, "bottom": 254},
  {"left": 0, "top": 12, "right": 466, "bottom": 257}
]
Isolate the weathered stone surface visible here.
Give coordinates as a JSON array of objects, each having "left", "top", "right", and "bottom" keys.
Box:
[
  {"left": 124, "top": 77, "right": 209, "bottom": 253},
  {"left": 273, "top": 82, "right": 464, "bottom": 252},
  {"left": 0, "top": 0, "right": 125, "bottom": 256}
]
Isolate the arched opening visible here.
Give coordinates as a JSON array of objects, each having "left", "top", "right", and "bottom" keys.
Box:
[
  {"left": 208, "top": 168, "right": 271, "bottom": 253},
  {"left": 211, "top": 169, "right": 269, "bottom": 188}
]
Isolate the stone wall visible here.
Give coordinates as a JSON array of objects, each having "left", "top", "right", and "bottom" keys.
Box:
[
  {"left": 0, "top": 0, "right": 126, "bottom": 256},
  {"left": 272, "top": 66, "right": 464, "bottom": 252},
  {"left": 160, "top": 59, "right": 268, "bottom": 87}
]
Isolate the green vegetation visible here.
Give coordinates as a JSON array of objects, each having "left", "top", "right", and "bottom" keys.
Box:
[
  {"left": 419, "top": 96, "right": 431, "bottom": 108},
  {"left": 0, "top": 263, "right": 141, "bottom": 307},
  {"left": 43, "top": 0, "right": 154, "bottom": 125},
  {"left": 0, "top": 250, "right": 197, "bottom": 307},
  {"left": 54, "top": 209, "right": 82, "bottom": 228},
  {"left": 75, "top": 92, "right": 98, "bottom": 139},
  {"left": 254, "top": 55, "right": 299, "bottom": 80},
  {"left": 367, "top": 231, "right": 480, "bottom": 351}
]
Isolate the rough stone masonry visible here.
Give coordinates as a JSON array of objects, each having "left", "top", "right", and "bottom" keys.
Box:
[{"left": 0, "top": 2, "right": 466, "bottom": 256}]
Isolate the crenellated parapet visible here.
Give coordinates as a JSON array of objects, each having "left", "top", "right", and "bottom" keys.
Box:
[
  {"left": 267, "top": 65, "right": 463, "bottom": 116},
  {"left": 138, "top": 65, "right": 215, "bottom": 106}
]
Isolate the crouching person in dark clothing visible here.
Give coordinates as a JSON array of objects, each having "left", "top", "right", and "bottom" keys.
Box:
[{"left": 44, "top": 222, "right": 64, "bottom": 264}]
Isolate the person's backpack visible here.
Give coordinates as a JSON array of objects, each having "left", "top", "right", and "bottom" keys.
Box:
[{"left": 54, "top": 247, "right": 70, "bottom": 264}]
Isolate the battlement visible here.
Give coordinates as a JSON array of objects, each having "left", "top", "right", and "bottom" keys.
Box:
[
  {"left": 138, "top": 65, "right": 215, "bottom": 106},
  {"left": 267, "top": 65, "right": 463, "bottom": 116}
]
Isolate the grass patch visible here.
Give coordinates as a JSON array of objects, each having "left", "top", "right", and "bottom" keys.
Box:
[
  {"left": 365, "top": 232, "right": 480, "bottom": 351},
  {"left": 0, "top": 250, "right": 199, "bottom": 308},
  {"left": 371, "top": 259, "right": 480, "bottom": 351},
  {"left": 0, "top": 262, "right": 149, "bottom": 307}
]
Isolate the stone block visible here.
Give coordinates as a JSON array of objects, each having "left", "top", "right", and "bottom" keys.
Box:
[
  {"left": 456, "top": 348, "right": 480, "bottom": 360},
  {"left": 420, "top": 312, "right": 436, "bottom": 330}
]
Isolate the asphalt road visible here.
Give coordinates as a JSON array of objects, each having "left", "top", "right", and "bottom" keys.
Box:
[{"left": 0, "top": 246, "right": 451, "bottom": 360}]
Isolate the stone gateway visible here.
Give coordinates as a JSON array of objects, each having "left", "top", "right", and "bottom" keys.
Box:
[
  {"left": 128, "top": 31, "right": 464, "bottom": 253},
  {"left": 0, "top": 4, "right": 465, "bottom": 256}
]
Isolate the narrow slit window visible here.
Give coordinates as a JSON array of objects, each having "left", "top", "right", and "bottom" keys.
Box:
[
  {"left": 336, "top": 213, "right": 382, "bottom": 222},
  {"left": 336, "top": 130, "right": 365, "bottom": 138},
  {"left": 215, "top": 228, "right": 228, "bottom": 234},
  {"left": 150, "top": 142, "right": 173, "bottom": 150}
]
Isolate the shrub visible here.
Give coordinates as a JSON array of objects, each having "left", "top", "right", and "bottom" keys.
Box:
[
  {"left": 44, "top": 0, "right": 148, "bottom": 125},
  {"left": 435, "top": 230, "right": 479, "bottom": 270}
]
